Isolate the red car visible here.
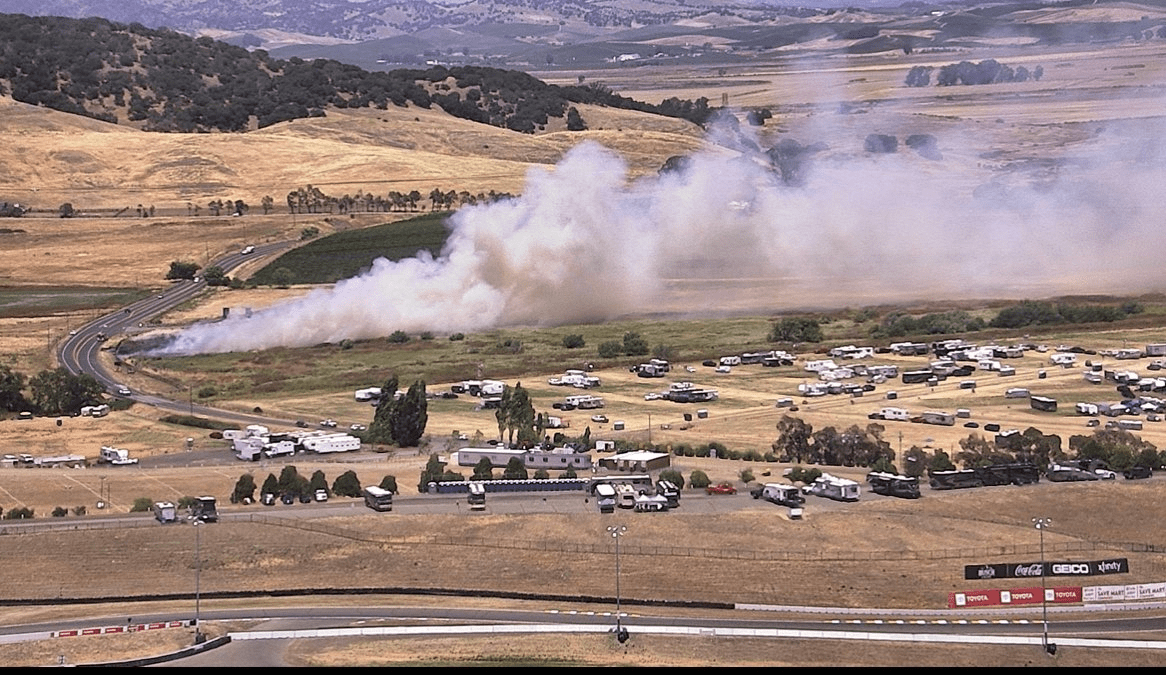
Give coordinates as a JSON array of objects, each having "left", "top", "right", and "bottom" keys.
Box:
[{"left": 706, "top": 482, "right": 738, "bottom": 495}]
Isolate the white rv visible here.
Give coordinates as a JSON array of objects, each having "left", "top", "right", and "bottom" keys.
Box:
[
  {"left": 98, "top": 446, "right": 137, "bottom": 466},
  {"left": 804, "top": 473, "right": 860, "bottom": 502},
  {"left": 594, "top": 483, "right": 617, "bottom": 513},
  {"left": 615, "top": 483, "right": 637, "bottom": 509}
]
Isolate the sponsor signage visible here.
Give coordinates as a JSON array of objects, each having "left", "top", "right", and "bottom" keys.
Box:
[
  {"left": 964, "top": 558, "right": 1128, "bottom": 580},
  {"left": 948, "top": 586, "right": 1082, "bottom": 609}
]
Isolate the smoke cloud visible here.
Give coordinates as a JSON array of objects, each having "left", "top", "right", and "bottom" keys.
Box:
[{"left": 152, "top": 114, "right": 1166, "bottom": 356}]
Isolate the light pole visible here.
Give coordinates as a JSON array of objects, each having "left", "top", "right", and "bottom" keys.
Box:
[
  {"left": 193, "top": 520, "right": 203, "bottom": 644},
  {"left": 607, "top": 525, "right": 628, "bottom": 643},
  {"left": 1032, "top": 517, "right": 1053, "bottom": 655}
]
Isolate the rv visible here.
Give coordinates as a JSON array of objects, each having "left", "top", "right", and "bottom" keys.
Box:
[
  {"left": 902, "top": 370, "right": 933, "bottom": 384},
  {"left": 928, "top": 469, "right": 983, "bottom": 490},
  {"left": 866, "top": 472, "right": 921, "bottom": 499},
  {"left": 655, "top": 479, "right": 681, "bottom": 508},
  {"left": 467, "top": 482, "right": 487, "bottom": 511},
  {"left": 98, "top": 446, "right": 138, "bottom": 466},
  {"left": 190, "top": 496, "right": 218, "bottom": 523},
  {"left": 152, "top": 501, "right": 178, "bottom": 523},
  {"left": 804, "top": 473, "right": 860, "bottom": 502},
  {"left": 354, "top": 387, "right": 382, "bottom": 402},
  {"left": 873, "top": 407, "right": 909, "bottom": 421},
  {"left": 1030, "top": 396, "right": 1058, "bottom": 412},
  {"left": 752, "top": 483, "right": 805, "bottom": 507},
  {"left": 594, "top": 483, "right": 617, "bottom": 513},
  {"left": 1005, "top": 388, "right": 1030, "bottom": 399},
  {"left": 362, "top": 485, "right": 394, "bottom": 512},
  {"left": 615, "top": 483, "right": 637, "bottom": 509}
]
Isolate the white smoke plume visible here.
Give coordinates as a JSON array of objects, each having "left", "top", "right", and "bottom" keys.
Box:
[{"left": 154, "top": 115, "right": 1166, "bottom": 356}]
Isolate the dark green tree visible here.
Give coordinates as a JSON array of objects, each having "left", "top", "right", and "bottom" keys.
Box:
[
  {"left": 165, "top": 260, "right": 201, "bottom": 280},
  {"left": 472, "top": 457, "right": 494, "bottom": 480},
  {"left": 261, "top": 473, "right": 279, "bottom": 496},
  {"left": 659, "top": 468, "right": 685, "bottom": 489},
  {"left": 503, "top": 456, "right": 528, "bottom": 480},
  {"left": 417, "top": 454, "right": 446, "bottom": 493},
  {"left": 391, "top": 379, "right": 428, "bottom": 447},
  {"left": 773, "top": 415, "right": 814, "bottom": 464},
  {"left": 378, "top": 475, "right": 399, "bottom": 494},
  {"left": 309, "top": 469, "right": 328, "bottom": 495},
  {"left": 332, "top": 469, "right": 362, "bottom": 497},
  {"left": 27, "top": 368, "right": 104, "bottom": 416},
  {"left": 368, "top": 375, "right": 400, "bottom": 444},
  {"left": 277, "top": 465, "right": 300, "bottom": 495},
  {"left": 0, "top": 365, "right": 27, "bottom": 412},
  {"left": 688, "top": 469, "right": 711, "bottom": 489},
  {"left": 231, "top": 473, "right": 257, "bottom": 504},
  {"left": 203, "top": 265, "right": 230, "bottom": 287},
  {"left": 929, "top": 448, "right": 957, "bottom": 472}
]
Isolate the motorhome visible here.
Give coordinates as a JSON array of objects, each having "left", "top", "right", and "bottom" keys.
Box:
[
  {"left": 362, "top": 485, "right": 393, "bottom": 512},
  {"left": 866, "top": 472, "right": 921, "bottom": 499},
  {"left": 594, "top": 483, "right": 617, "bottom": 513},
  {"left": 98, "top": 446, "right": 138, "bottom": 465},
  {"left": 655, "top": 479, "right": 681, "bottom": 508},
  {"left": 615, "top": 483, "right": 637, "bottom": 509},
  {"left": 467, "top": 482, "right": 487, "bottom": 511},
  {"left": 300, "top": 433, "right": 361, "bottom": 454},
  {"left": 190, "top": 496, "right": 218, "bottom": 523},
  {"left": 873, "top": 407, "right": 909, "bottom": 421},
  {"left": 152, "top": 501, "right": 177, "bottom": 523},
  {"left": 804, "top": 473, "right": 860, "bottom": 502}
]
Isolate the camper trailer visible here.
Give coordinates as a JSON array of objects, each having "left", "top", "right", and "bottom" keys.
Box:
[
  {"left": 152, "top": 501, "right": 178, "bottom": 523},
  {"left": 594, "top": 483, "right": 617, "bottom": 513},
  {"left": 752, "top": 483, "right": 805, "bottom": 507}
]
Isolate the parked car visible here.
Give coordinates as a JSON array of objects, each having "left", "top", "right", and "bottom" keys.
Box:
[
  {"left": 315, "top": 489, "right": 329, "bottom": 502},
  {"left": 298, "top": 492, "right": 312, "bottom": 504},
  {"left": 320, "top": 419, "right": 337, "bottom": 428},
  {"left": 1124, "top": 466, "right": 1153, "bottom": 480},
  {"left": 706, "top": 482, "right": 737, "bottom": 495},
  {"left": 349, "top": 423, "right": 367, "bottom": 432},
  {"left": 295, "top": 420, "right": 308, "bottom": 428},
  {"left": 280, "top": 493, "right": 295, "bottom": 505},
  {"left": 261, "top": 493, "right": 276, "bottom": 506},
  {"left": 591, "top": 414, "right": 609, "bottom": 423}
]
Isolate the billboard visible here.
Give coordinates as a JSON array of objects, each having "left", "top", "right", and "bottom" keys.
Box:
[
  {"left": 964, "top": 558, "right": 1128, "bottom": 580},
  {"left": 948, "top": 586, "right": 1082, "bottom": 609}
]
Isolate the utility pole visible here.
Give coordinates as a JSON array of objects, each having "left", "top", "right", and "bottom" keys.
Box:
[
  {"left": 607, "top": 525, "right": 629, "bottom": 644},
  {"left": 1033, "top": 517, "right": 1054, "bottom": 655}
]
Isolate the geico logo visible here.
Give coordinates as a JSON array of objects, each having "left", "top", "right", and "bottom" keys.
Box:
[{"left": 1052, "top": 564, "right": 1089, "bottom": 574}]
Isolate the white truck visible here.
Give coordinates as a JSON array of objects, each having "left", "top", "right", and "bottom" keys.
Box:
[{"left": 98, "top": 445, "right": 138, "bottom": 465}]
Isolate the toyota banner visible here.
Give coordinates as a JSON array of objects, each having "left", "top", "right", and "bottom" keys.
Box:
[{"left": 965, "top": 558, "right": 1129, "bottom": 580}]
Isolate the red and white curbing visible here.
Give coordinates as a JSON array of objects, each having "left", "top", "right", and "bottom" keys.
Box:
[{"left": 53, "top": 621, "right": 187, "bottom": 638}]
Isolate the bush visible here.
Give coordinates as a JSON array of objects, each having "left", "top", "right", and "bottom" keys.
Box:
[
  {"left": 689, "top": 470, "right": 711, "bottom": 489},
  {"left": 333, "top": 469, "right": 363, "bottom": 497},
  {"left": 659, "top": 468, "right": 685, "bottom": 489},
  {"left": 72, "top": 505, "right": 87, "bottom": 516},
  {"left": 52, "top": 506, "right": 68, "bottom": 517},
  {"left": 562, "top": 334, "right": 586, "bottom": 349},
  {"left": 533, "top": 468, "right": 550, "bottom": 479},
  {"left": 597, "top": 340, "right": 623, "bottom": 358},
  {"left": 130, "top": 497, "right": 154, "bottom": 512},
  {"left": 387, "top": 330, "right": 410, "bottom": 343},
  {"left": 3, "top": 506, "right": 33, "bottom": 519},
  {"left": 449, "top": 333, "right": 465, "bottom": 341},
  {"left": 739, "top": 469, "right": 755, "bottom": 484},
  {"left": 196, "top": 385, "right": 217, "bottom": 399},
  {"left": 378, "top": 475, "right": 398, "bottom": 494}
]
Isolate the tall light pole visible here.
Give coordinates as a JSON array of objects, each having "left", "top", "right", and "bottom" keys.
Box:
[
  {"left": 193, "top": 520, "right": 203, "bottom": 644},
  {"left": 607, "top": 524, "right": 628, "bottom": 643},
  {"left": 1032, "top": 517, "right": 1053, "bottom": 654}
]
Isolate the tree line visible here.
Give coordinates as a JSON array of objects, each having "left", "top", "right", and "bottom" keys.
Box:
[
  {"left": 0, "top": 365, "right": 104, "bottom": 417},
  {"left": 905, "top": 60, "right": 1043, "bottom": 87},
  {"left": 0, "top": 14, "right": 714, "bottom": 134}
]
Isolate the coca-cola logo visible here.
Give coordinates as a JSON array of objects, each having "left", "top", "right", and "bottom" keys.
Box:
[{"left": 1014, "top": 563, "right": 1044, "bottom": 576}]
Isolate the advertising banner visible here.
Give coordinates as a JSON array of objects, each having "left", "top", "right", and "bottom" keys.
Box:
[
  {"left": 964, "top": 558, "right": 1128, "bottom": 580},
  {"left": 948, "top": 586, "right": 1082, "bottom": 609}
]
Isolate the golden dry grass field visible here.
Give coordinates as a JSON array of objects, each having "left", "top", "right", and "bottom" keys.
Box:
[{"left": 2, "top": 34, "right": 1166, "bottom": 666}]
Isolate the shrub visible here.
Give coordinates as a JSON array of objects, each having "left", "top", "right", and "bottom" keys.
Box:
[
  {"left": 333, "top": 469, "right": 363, "bottom": 497},
  {"left": 130, "top": 497, "right": 153, "bottom": 512},
  {"left": 52, "top": 506, "right": 67, "bottom": 517},
  {"left": 659, "top": 468, "right": 685, "bottom": 489},
  {"left": 196, "top": 385, "right": 217, "bottom": 399},
  {"left": 449, "top": 333, "right": 465, "bottom": 341},
  {"left": 597, "top": 340, "right": 623, "bottom": 358},
  {"left": 739, "top": 469, "right": 755, "bottom": 484},
  {"left": 3, "top": 506, "right": 33, "bottom": 519},
  {"left": 72, "top": 505, "right": 87, "bottom": 516},
  {"left": 689, "top": 470, "right": 711, "bottom": 489},
  {"left": 388, "top": 330, "right": 410, "bottom": 343},
  {"left": 562, "top": 334, "right": 586, "bottom": 349},
  {"left": 379, "top": 475, "right": 398, "bottom": 494}
]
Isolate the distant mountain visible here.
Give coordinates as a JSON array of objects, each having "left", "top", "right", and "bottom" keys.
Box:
[
  {"left": 0, "top": 14, "right": 712, "bottom": 132},
  {"left": 6, "top": 0, "right": 1166, "bottom": 71}
]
